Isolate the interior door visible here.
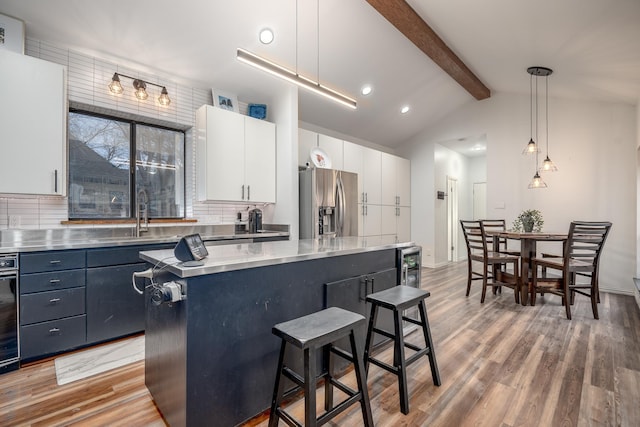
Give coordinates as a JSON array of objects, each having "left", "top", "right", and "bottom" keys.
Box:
[{"left": 473, "top": 182, "right": 487, "bottom": 220}]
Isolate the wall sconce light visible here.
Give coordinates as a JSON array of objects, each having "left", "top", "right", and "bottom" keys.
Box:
[{"left": 108, "top": 73, "right": 171, "bottom": 107}]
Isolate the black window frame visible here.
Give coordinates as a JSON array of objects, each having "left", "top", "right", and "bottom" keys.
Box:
[{"left": 68, "top": 108, "right": 187, "bottom": 221}]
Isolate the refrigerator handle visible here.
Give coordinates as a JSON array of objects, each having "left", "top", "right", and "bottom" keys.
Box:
[{"left": 336, "top": 174, "right": 346, "bottom": 236}]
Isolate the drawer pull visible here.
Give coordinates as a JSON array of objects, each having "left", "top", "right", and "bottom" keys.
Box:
[
  {"left": 49, "top": 328, "right": 61, "bottom": 335},
  {"left": 49, "top": 279, "right": 61, "bottom": 284},
  {"left": 49, "top": 260, "right": 62, "bottom": 264},
  {"left": 49, "top": 298, "right": 61, "bottom": 304}
]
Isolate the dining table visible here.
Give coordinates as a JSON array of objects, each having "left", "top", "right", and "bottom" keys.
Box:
[{"left": 490, "top": 231, "right": 567, "bottom": 305}]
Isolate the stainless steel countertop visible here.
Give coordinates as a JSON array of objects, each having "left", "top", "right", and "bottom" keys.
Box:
[
  {"left": 0, "top": 224, "right": 289, "bottom": 253},
  {"left": 140, "top": 236, "right": 416, "bottom": 278}
]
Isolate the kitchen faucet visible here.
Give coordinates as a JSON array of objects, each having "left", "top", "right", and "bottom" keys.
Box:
[{"left": 136, "top": 188, "right": 149, "bottom": 237}]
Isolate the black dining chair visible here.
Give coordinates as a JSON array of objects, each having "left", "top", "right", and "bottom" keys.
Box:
[
  {"left": 460, "top": 220, "right": 522, "bottom": 303},
  {"left": 530, "top": 221, "right": 612, "bottom": 319}
]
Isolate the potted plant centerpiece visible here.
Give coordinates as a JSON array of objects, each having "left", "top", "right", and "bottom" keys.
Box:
[{"left": 512, "top": 209, "right": 544, "bottom": 232}]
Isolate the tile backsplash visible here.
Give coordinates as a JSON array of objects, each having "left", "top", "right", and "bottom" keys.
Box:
[{"left": 1, "top": 37, "right": 271, "bottom": 230}]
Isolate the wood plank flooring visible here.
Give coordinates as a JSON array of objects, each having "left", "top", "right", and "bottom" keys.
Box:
[{"left": 1, "top": 261, "right": 639, "bottom": 426}]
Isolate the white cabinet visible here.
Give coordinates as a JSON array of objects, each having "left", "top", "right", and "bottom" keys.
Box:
[
  {"left": 381, "top": 153, "right": 411, "bottom": 207},
  {"left": 343, "top": 141, "right": 364, "bottom": 199},
  {"left": 362, "top": 204, "right": 381, "bottom": 237},
  {"left": 0, "top": 50, "right": 66, "bottom": 195},
  {"left": 362, "top": 147, "right": 381, "bottom": 205},
  {"left": 381, "top": 205, "right": 411, "bottom": 242},
  {"left": 196, "top": 105, "right": 276, "bottom": 203}
]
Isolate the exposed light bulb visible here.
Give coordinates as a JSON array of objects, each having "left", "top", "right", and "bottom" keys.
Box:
[
  {"left": 158, "top": 87, "right": 171, "bottom": 107},
  {"left": 108, "top": 73, "right": 123, "bottom": 95},
  {"left": 528, "top": 172, "right": 547, "bottom": 189}
]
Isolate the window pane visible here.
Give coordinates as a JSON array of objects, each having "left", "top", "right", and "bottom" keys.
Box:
[
  {"left": 135, "top": 124, "right": 185, "bottom": 218},
  {"left": 68, "top": 112, "right": 131, "bottom": 218}
]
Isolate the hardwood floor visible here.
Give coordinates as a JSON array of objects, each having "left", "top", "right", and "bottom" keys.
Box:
[{"left": 2, "top": 261, "right": 639, "bottom": 426}]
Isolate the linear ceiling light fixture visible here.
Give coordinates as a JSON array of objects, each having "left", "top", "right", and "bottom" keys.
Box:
[
  {"left": 108, "top": 72, "right": 171, "bottom": 107},
  {"left": 236, "top": 48, "right": 356, "bottom": 109}
]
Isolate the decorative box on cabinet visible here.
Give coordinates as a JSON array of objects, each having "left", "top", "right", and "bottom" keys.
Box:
[
  {"left": 19, "top": 250, "right": 87, "bottom": 360},
  {"left": 0, "top": 50, "right": 66, "bottom": 196},
  {"left": 196, "top": 105, "right": 276, "bottom": 203}
]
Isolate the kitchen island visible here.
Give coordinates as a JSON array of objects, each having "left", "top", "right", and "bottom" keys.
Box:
[{"left": 140, "top": 237, "right": 414, "bottom": 427}]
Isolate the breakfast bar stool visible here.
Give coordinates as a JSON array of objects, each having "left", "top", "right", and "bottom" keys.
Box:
[
  {"left": 364, "top": 285, "right": 441, "bottom": 415},
  {"left": 269, "top": 307, "right": 374, "bottom": 427}
]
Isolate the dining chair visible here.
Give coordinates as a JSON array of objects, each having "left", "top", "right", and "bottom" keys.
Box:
[
  {"left": 479, "top": 219, "right": 520, "bottom": 256},
  {"left": 460, "top": 220, "right": 521, "bottom": 303},
  {"left": 530, "top": 221, "right": 612, "bottom": 319}
]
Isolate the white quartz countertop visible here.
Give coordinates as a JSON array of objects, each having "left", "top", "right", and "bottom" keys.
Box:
[{"left": 140, "top": 236, "right": 416, "bottom": 278}]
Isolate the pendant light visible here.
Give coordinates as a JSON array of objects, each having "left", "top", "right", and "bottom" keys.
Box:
[
  {"left": 540, "top": 68, "right": 558, "bottom": 172},
  {"left": 522, "top": 71, "right": 539, "bottom": 155},
  {"left": 527, "top": 67, "right": 548, "bottom": 189}
]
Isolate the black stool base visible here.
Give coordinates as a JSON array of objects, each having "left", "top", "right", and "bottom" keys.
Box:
[
  {"left": 269, "top": 307, "right": 374, "bottom": 427},
  {"left": 364, "top": 286, "right": 441, "bottom": 415}
]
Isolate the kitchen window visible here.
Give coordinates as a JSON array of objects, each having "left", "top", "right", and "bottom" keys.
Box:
[{"left": 68, "top": 111, "right": 185, "bottom": 219}]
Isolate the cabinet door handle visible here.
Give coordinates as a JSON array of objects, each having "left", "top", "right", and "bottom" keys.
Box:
[
  {"left": 49, "top": 260, "right": 61, "bottom": 265},
  {"left": 49, "top": 298, "right": 61, "bottom": 304},
  {"left": 247, "top": 185, "right": 250, "bottom": 200},
  {"left": 242, "top": 185, "right": 245, "bottom": 200},
  {"left": 370, "top": 277, "right": 375, "bottom": 294},
  {"left": 49, "top": 328, "right": 61, "bottom": 335},
  {"left": 49, "top": 279, "right": 61, "bottom": 284},
  {"left": 54, "top": 169, "right": 58, "bottom": 193},
  {"left": 365, "top": 192, "right": 368, "bottom": 203},
  {"left": 359, "top": 278, "right": 367, "bottom": 301}
]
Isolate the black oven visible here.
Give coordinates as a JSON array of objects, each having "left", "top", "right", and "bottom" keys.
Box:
[{"left": 0, "top": 254, "right": 19, "bottom": 374}]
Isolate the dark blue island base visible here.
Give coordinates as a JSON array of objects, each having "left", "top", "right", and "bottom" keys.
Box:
[{"left": 142, "top": 238, "right": 409, "bottom": 427}]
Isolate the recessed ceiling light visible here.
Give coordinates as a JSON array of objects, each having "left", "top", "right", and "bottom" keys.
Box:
[
  {"left": 361, "top": 85, "right": 372, "bottom": 96},
  {"left": 259, "top": 28, "right": 274, "bottom": 44},
  {"left": 400, "top": 105, "right": 410, "bottom": 114}
]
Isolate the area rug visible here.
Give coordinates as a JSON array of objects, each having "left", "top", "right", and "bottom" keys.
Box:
[{"left": 54, "top": 335, "right": 144, "bottom": 385}]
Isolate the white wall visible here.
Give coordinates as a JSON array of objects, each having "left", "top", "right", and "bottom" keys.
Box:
[{"left": 402, "top": 92, "right": 637, "bottom": 295}]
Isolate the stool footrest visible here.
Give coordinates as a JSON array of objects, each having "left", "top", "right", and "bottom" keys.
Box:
[
  {"left": 275, "top": 407, "right": 302, "bottom": 427},
  {"left": 405, "top": 347, "right": 430, "bottom": 366},
  {"left": 329, "top": 377, "right": 357, "bottom": 398},
  {"left": 372, "top": 326, "right": 395, "bottom": 340},
  {"left": 282, "top": 366, "right": 305, "bottom": 388},
  {"left": 403, "top": 316, "right": 422, "bottom": 326},
  {"left": 368, "top": 356, "right": 398, "bottom": 375},
  {"left": 316, "top": 393, "right": 364, "bottom": 426},
  {"left": 330, "top": 345, "right": 353, "bottom": 363}
]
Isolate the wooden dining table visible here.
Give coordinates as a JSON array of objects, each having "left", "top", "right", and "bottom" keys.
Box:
[{"left": 490, "top": 231, "right": 567, "bottom": 305}]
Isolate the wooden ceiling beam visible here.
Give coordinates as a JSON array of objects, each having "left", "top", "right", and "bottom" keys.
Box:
[{"left": 366, "top": 0, "right": 490, "bottom": 100}]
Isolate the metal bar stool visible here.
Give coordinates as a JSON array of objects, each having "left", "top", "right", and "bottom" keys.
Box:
[
  {"left": 269, "top": 307, "right": 374, "bottom": 427},
  {"left": 364, "top": 285, "right": 441, "bottom": 415}
]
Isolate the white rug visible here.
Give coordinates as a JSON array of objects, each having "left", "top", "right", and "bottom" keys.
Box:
[{"left": 54, "top": 336, "right": 145, "bottom": 386}]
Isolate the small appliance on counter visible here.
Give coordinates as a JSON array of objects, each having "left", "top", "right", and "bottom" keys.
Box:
[{"left": 248, "top": 208, "right": 263, "bottom": 233}]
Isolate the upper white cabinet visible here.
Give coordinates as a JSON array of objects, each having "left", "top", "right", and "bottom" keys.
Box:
[
  {"left": 197, "top": 105, "right": 276, "bottom": 203},
  {"left": 0, "top": 50, "right": 66, "bottom": 196},
  {"left": 381, "top": 153, "right": 411, "bottom": 207},
  {"left": 343, "top": 141, "right": 364, "bottom": 198}
]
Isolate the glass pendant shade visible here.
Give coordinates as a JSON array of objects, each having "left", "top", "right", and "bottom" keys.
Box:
[
  {"left": 528, "top": 172, "right": 547, "bottom": 189},
  {"left": 522, "top": 138, "right": 539, "bottom": 155},
  {"left": 541, "top": 156, "right": 558, "bottom": 172},
  {"left": 108, "top": 73, "right": 123, "bottom": 94},
  {"left": 158, "top": 87, "right": 171, "bottom": 106},
  {"left": 133, "top": 79, "right": 149, "bottom": 100}
]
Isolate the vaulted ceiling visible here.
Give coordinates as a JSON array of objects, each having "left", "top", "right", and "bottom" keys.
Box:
[{"left": 1, "top": 0, "right": 638, "bottom": 148}]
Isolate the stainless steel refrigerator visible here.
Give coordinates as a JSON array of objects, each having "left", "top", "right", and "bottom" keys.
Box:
[{"left": 299, "top": 168, "right": 358, "bottom": 239}]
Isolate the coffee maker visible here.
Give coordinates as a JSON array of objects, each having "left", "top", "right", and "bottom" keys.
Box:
[{"left": 248, "top": 208, "right": 262, "bottom": 233}]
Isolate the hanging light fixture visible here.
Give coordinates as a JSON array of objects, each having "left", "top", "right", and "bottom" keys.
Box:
[
  {"left": 526, "top": 66, "right": 551, "bottom": 189},
  {"left": 523, "top": 70, "right": 539, "bottom": 155},
  {"left": 108, "top": 72, "right": 171, "bottom": 107},
  {"left": 539, "top": 67, "right": 558, "bottom": 172},
  {"left": 236, "top": 0, "right": 357, "bottom": 109}
]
